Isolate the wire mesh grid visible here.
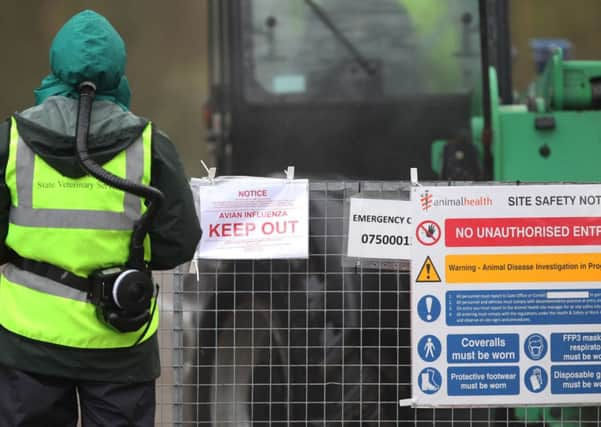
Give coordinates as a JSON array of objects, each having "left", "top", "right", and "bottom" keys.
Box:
[
  {"left": 154, "top": 268, "right": 178, "bottom": 426},
  {"left": 157, "top": 181, "right": 601, "bottom": 426}
]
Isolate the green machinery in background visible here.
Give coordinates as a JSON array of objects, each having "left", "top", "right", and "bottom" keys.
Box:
[
  {"left": 435, "top": 49, "right": 601, "bottom": 182},
  {"left": 489, "top": 48, "right": 601, "bottom": 182},
  {"left": 434, "top": 48, "right": 601, "bottom": 427}
]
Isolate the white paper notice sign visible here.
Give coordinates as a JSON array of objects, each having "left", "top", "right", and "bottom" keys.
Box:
[
  {"left": 193, "top": 176, "right": 309, "bottom": 259},
  {"left": 346, "top": 198, "right": 412, "bottom": 260}
]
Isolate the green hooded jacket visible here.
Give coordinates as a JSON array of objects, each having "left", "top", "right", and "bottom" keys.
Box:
[
  {"left": 0, "top": 10, "right": 201, "bottom": 382},
  {"left": 35, "top": 9, "right": 132, "bottom": 110}
]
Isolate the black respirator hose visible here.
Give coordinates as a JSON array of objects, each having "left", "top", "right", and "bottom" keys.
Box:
[{"left": 75, "top": 82, "right": 165, "bottom": 270}]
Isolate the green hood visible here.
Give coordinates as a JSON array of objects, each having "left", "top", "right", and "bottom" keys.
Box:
[{"left": 34, "top": 10, "right": 131, "bottom": 110}]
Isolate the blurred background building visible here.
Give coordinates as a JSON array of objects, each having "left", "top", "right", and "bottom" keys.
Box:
[
  {"left": 510, "top": 0, "right": 601, "bottom": 93},
  {"left": 1, "top": 0, "right": 601, "bottom": 177},
  {"left": 0, "top": 0, "right": 209, "bottom": 177}
]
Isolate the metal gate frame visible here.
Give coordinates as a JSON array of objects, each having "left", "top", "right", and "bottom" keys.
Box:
[{"left": 159, "top": 180, "right": 600, "bottom": 427}]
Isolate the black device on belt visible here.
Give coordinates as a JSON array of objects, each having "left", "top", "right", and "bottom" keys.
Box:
[
  {"left": 89, "top": 266, "right": 155, "bottom": 333},
  {"left": 9, "top": 251, "right": 157, "bottom": 333}
]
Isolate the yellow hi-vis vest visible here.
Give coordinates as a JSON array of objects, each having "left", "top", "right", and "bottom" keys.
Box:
[{"left": 0, "top": 116, "right": 157, "bottom": 349}]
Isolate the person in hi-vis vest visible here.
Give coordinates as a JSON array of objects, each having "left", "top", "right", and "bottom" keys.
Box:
[{"left": 0, "top": 10, "right": 201, "bottom": 426}]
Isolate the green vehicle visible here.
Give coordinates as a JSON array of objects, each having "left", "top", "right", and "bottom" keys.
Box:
[
  {"left": 434, "top": 45, "right": 601, "bottom": 184},
  {"left": 431, "top": 5, "right": 601, "bottom": 426}
]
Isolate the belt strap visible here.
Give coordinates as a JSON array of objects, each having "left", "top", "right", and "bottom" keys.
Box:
[{"left": 8, "top": 252, "right": 92, "bottom": 294}]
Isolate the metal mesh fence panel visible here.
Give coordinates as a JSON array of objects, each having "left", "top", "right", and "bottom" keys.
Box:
[
  {"left": 155, "top": 269, "right": 178, "bottom": 426},
  {"left": 158, "top": 180, "right": 601, "bottom": 426}
]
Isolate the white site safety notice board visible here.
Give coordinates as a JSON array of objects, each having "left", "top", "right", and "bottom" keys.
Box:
[
  {"left": 193, "top": 176, "right": 309, "bottom": 259},
  {"left": 411, "top": 184, "right": 601, "bottom": 407}
]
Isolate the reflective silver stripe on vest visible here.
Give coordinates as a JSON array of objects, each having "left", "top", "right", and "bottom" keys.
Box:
[
  {"left": 9, "top": 135, "right": 144, "bottom": 230},
  {"left": 3, "top": 263, "right": 89, "bottom": 302},
  {"left": 16, "top": 136, "right": 34, "bottom": 209},
  {"left": 124, "top": 137, "right": 144, "bottom": 220},
  {"left": 10, "top": 207, "right": 135, "bottom": 230}
]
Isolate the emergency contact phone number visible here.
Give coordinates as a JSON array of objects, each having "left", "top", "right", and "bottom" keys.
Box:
[{"left": 360, "top": 234, "right": 410, "bottom": 245}]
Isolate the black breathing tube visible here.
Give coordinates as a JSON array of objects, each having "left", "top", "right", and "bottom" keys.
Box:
[{"left": 75, "top": 82, "right": 165, "bottom": 270}]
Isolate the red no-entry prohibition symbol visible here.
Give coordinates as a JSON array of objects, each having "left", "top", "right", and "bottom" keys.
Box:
[{"left": 416, "top": 220, "right": 441, "bottom": 246}]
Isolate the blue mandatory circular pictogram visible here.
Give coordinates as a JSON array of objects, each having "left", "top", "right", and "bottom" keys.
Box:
[
  {"left": 524, "top": 333, "right": 548, "bottom": 361},
  {"left": 418, "top": 367, "right": 442, "bottom": 394},
  {"left": 524, "top": 366, "right": 548, "bottom": 393},
  {"left": 418, "top": 335, "right": 442, "bottom": 362},
  {"left": 417, "top": 295, "right": 441, "bottom": 322}
]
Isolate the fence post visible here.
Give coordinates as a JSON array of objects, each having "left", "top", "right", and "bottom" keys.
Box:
[{"left": 172, "top": 264, "right": 185, "bottom": 426}]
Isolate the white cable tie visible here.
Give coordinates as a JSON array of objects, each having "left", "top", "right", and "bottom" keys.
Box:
[
  {"left": 200, "top": 159, "right": 210, "bottom": 174},
  {"left": 201, "top": 160, "right": 216, "bottom": 184},
  {"left": 193, "top": 259, "right": 200, "bottom": 283},
  {"left": 398, "top": 398, "right": 414, "bottom": 407},
  {"left": 410, "top": 167, "right": 420, "bottom": 186},
  {"left": 284, "top": 165, "right": 295, "bottom": 182}
]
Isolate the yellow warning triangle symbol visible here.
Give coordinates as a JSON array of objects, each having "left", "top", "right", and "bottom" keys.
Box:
[{"left": 416, "top": 256, "right": 441, "bottom": 283}]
